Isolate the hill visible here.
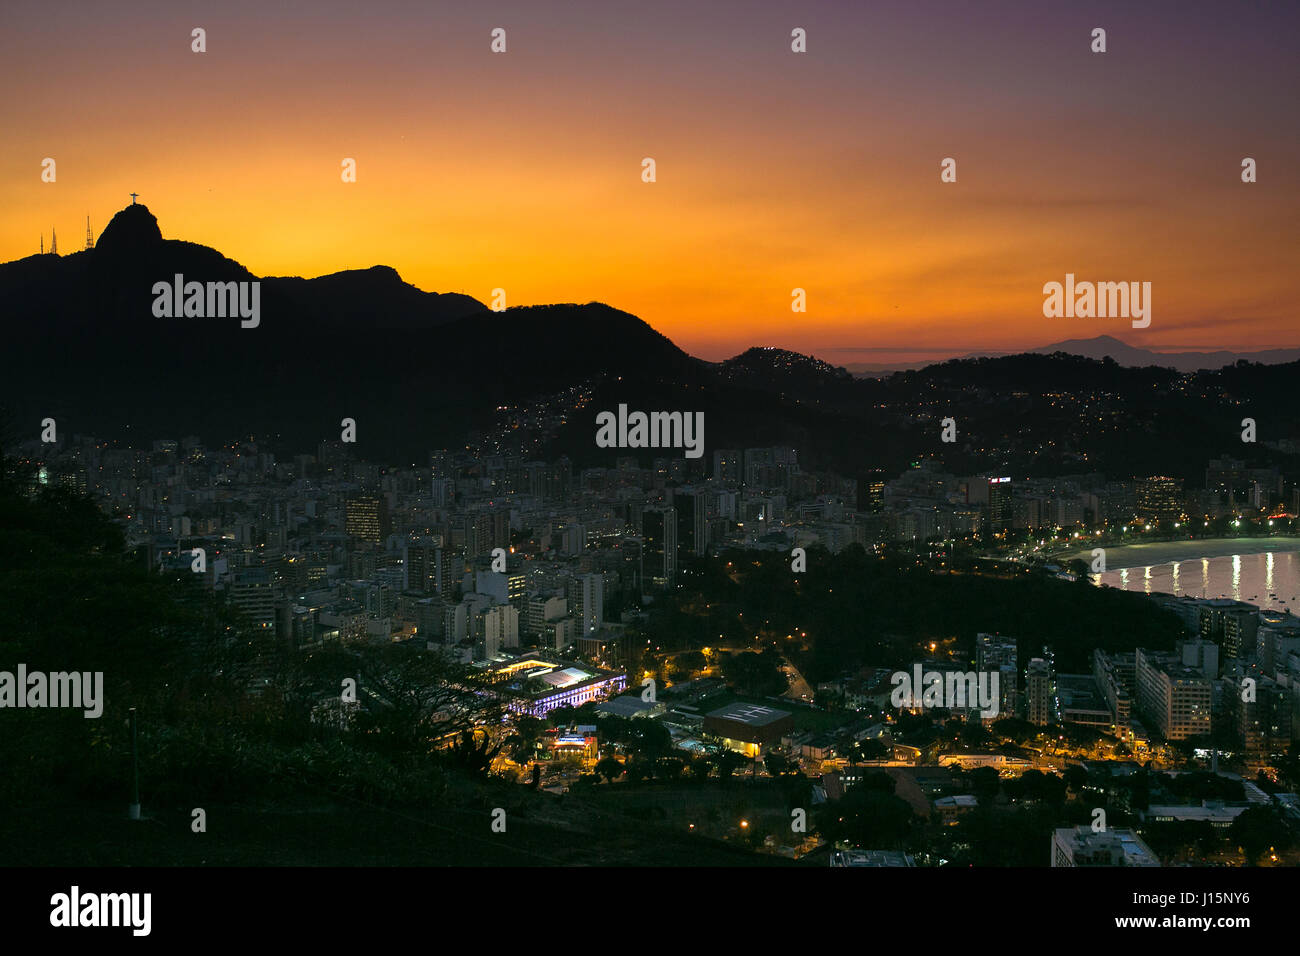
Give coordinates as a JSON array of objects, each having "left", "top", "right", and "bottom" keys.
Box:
[{"left": 3, "top": 203, "right": 1299, "bottom": 479}]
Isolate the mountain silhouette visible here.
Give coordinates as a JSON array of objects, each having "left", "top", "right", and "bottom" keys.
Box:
[
  {"left": 719, "top": 347, "right": 853, "bottom": 389},
  {"left": 843, "top": 334, "right": 1300, "bottom": 376},
  {"left": 0, "top": 205, "right": 705, "bottom": 459},
  {"left": 4, "top": 204, "right": 485, "bottom": 336},
  {"left": 1028, "top": 334, "right": 1300, "bottom": 371},
  {"left": 3, "top": 204, "right": 1298, "bottom": 480},
  {"left": 95, "top": 202, "right": 163, "bottom": 250}
]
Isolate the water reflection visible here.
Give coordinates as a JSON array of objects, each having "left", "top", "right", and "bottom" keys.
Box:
[{"left": 1099, "top": 550, "right": 1299, "bottom": 612}]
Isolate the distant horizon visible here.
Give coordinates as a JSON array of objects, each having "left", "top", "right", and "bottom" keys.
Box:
[
  {"left": 5, "top": 0, "right": 1297, "bottom": 362},
  {"left": 8, "top": 0, "right": 1300, "bottom": 889},
  {"left": 10, "top": 198, "right": 1300, "bottom": 371}
]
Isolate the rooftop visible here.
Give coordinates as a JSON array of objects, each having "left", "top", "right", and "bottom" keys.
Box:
[{"left": 705, "top": 702, "right": 793, "bottom": 727}]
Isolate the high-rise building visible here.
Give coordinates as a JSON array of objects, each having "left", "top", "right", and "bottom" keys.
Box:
[
  {"left": 462, "top": 510, "right": 509, "bottom": 558},
  {"left": 1234, "top": 674, "right": 1291, "bottom": 752},
  {"left": 228, "top": 568, "right": 277, "bottom": 630},
  {"left": 1135, "top": 648, "right": 1211, "bottom": 740},
  {"left": 1256, "top": 612, "right": 1300, "bottom": 672},
  {"left": 414, "top": 597, "right": 445, "bottom": 643},
  {"left": 346, "top": 496, "right": 389, "bottom": 545},
  {"left": 641, "top": 507, "right": 677, "bottom": 590},
  {"left": 712, "top": 449, "right": 741, "bottom": 484},
  {"left": 475, "top": 566, "right": 526, "bottom": 605},
  {"left": 977, "top": 633, "right": 1020, "bottom": 718},
  {"left": 405, "top": 543, "right": 458, "bottom": 596},
  {"left": 1026, "top": 657, "right": 1054, "bottom": 725},
  {"left": 988, "top": 477, "right": 1012, "bottom": 532},
  {"left": 976, "top": 632, "right": 1018, "bottom": 671},
  {"left": 1092, "top": 649, "right": 1135, "bottom": 741},
  {"left": 559, "top": 522, "right": 585, "bottom": 555},
  {"left": 1137, "top": 476, "right": 1183, "bottom": 523},
  {"left": 674, "top": 488, "right": 708, "bottom": 559},
  {"left": 524, "top": 594, "right": 567, "bottom": 637},
  {"left": 1198, "top": 599, "right": 1259, "bottom": 661},
  {"left": 1203, "top": 458, "right": 1282, "bottom": 512},
  {"left": 481, "top": 604, "right": 520, "bottom": 658},
  {"left": 857, "top": 470, "right": 886, "bottom": 513},
  {"left": 568, "top": 572, "right": 604, "bottom": 636},
  {"left": 442, "top": 602, "right": 469, "bottom": 643},
  {"left": 620, "top": 537, "right": 643, "bottom": 595},
  {"left": 541, "top": 617, "right": 575, "bottom": 652}
]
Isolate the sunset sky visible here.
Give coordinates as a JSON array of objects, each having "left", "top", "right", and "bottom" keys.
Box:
[{"left": 2, "top": 0, "right": 1297, "bottom": 363}]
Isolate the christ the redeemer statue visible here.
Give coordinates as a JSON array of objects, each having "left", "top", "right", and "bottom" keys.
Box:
[{"left": 130, "top": 193, "right": 139, "bottom": 205}]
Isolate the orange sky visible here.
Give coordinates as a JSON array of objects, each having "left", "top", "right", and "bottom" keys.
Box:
[{"left": 2, "top": 0, "right": 1297, "bottom": 361}]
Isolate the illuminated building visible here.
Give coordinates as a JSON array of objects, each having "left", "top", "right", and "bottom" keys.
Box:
[
  {"left": 988, "top": 477, "right": 1012, "bottom": 532},
  {"left": 1197, "top": 599, "right": 1259, "bottom": 661},
  {"left": 977, "top": 633, "right": 1020, "bottom": 718},
  {"left": 547, "top": 727, "right": 599, "bottom": 764},
  {"left": 1026, "top": 657, "right": 1054, "bottom": 725},
  {"left": 1135, "top": 648, "right": 1211, "bottom": 740},
  {"left": 1092, "top": 648, "right": 1135, "bottom": 741},
  {"left": 406, "top": 543, "right": 458, "bottom": 596},
  {"left": 488, "top": 656, "right": 627, "bottom": 717},
  {"left": 857, "top": 469, "right": 886, "bottom": 513},
  {"left": 702, "top": 702, "right": 794, "bottom": 757},
  {"left": 346, "top": 495, "right": 389, "bottom": 545},
  {"left": 1136, "top": 475, "right": 1183, "bottom": 523},
  {"left": 568, "top": 572, "right": 604, "bottom": 635}
]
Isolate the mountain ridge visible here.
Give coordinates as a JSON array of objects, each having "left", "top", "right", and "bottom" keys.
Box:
[
  {"left": 843, "top": 334, "right": 1300, "bottom": 376},
  {"left": 4, "top": 204, "right": 1299, "bottom": 480}
]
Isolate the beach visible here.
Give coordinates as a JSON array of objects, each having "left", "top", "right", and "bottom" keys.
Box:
[{"left": 1064, "top": 536, "right": 1299, "bottom": 571}]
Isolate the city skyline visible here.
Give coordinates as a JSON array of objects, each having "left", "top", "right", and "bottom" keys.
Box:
[{"left": 6, "top": 0, "right": 1300, "bottom": 898}]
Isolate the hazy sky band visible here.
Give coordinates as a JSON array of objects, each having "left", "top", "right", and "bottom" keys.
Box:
[{"left": 2, "top": 0, "right": 1296, "bottom": 360}]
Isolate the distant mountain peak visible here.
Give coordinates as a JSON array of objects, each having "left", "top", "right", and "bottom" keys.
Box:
[
  {"left": 95, "top": 203, "right": 163, "bottom": 252},
  {"left": 1030, "top": 334, "right": 1300, "bottom": 372}
]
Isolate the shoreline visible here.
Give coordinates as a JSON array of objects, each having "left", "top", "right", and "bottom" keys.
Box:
[{"left": 1063, "top": 536, "right": 1300, "bottom": 571}]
